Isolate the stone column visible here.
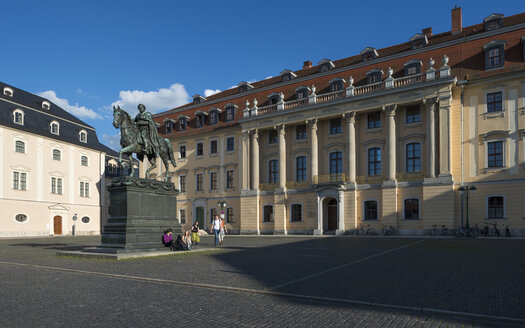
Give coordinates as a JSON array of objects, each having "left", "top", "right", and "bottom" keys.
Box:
[
  {"left": 385, "top": 104, "right": 397, "bottom": 181},
  {"left": 277, "top": 124, "right": 286, "bottom": 189},
  {"left": 425, "top": 97, "right": 437, "bottom": 178},
  {"left": 309, "top": 119, "right": 318, "bottom": 182},
  {"left": 344, "top": 112, "right": 357, "bottom": 184},
  {"left": 241, "top": 131, "right": 250, "bottom": 191},
  {"left": 438, "top": 97, "right": 452, "bottom": 177},
  {"left": 251, "top": 130, "right": 259, "bottom": 190}
]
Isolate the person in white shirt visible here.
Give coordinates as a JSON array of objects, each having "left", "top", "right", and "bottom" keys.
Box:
[{"left": 210, "top": 215, "right": 221, "bottom": 246}]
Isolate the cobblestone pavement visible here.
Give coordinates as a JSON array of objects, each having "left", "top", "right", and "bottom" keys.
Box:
[{"left": 0, "top": 235, "right": 524, "bottom": 327}]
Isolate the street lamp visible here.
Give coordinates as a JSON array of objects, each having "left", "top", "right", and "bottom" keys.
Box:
[
  {"left": 72, "top": 213, "right": 78, "bottom": 236},
  {"left": 458, "top": 185, "right": 476, "bottom": 229},
  {"left": 217, "top": 200, "right": 227, "bottom": 219}
]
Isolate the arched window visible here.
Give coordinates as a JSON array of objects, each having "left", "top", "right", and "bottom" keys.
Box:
[
  {"left": 79, "top": 130, "right": 87, "bottom": 143},
  {"left": 15, "top": 140, "right": 25, "bottom": 153},
  {"left": 52, "top": 149, "right": 61, "bottom": 161},
  {"left": 81, "top": 156, "right": 88, "bottom": 166},
  {"left": 13, "top": 109, "right": 24, "bottom": 125},
  {"left": 50, "top": 121, "right": 60, "bottom": 135}
]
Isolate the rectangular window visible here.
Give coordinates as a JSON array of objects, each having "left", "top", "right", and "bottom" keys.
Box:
[
  {"left": 81, "top": 156, "right": 88, "bottom": 166},
  {"left": 269, "top": 160, "right": 278, "bottom": 183},
  {"left": 179, "top": 118, "right": 187, "bottom": 131},
  {"left": 180, "top": 209, "right": 186, "bottom": 224},
  {"left": 196, "top": 143, "right": 203, "bottom": 156},
  {"left": 165, "top": 121, "right": 172, "bottom": 133},
  {"left": 80, "top": 182, "right": 84, "bottom": 197},
  {"left": 330, "top": 152, "right": 343, "bottom": 175},
  {"left": 263, "top": 205, "right": 273, "bottom": 222},
  {"left": 57, "top": 178, "right": 62, "bottom": 194},
  {"left": 210, "top": 140, "right": 217, "bottom": 154},
  {"left": 53, "top": 149, "right": 61, "bottom": 161},
  {"left": 210, "top": 111, "right": 218, "bottom": 125},
  {"left": 225, "top": 107, "right": 234, "bottom": 121},
  {"left": 368, "top": 148, "right": 382, "bottom": 176},
  {"left": 195, "top": 114, "right": 204, "bottom": 128},
  {"left": 179, "top": 176, "right": 186, "bottom": 192},
  {"left": 488, "top": 196, "right": 504, "bottom": 219},
  {"left": 269, "top": 130, "right": 278, "bottom": 144},
  {"left": 226, "top": 137, "right": 235, "bottom": 151},
  {"left": 330, "top": 118, "right": 341, "bottom": 135},
  {"left": 226, "top": 208, "right": 234, "bottom": 223},
  {"left": 291, "top": 204, "right": 302, "bottom": 222},
  {"left": 487, "top": 141, "right": 503, "bottom": 167},
  {"left": 52, "top": 177, "right": 63, "bottom": 194},
  {"left": 196, "top": 174, "right": 203, "bottom": 191},
  {"left": 179, "top": 145, "right": 186, "bottom": 158},
  {"left": 296, "top": 156, "right": 307, "bottom": 181},
  {"left": 296, "top": 125, "right": 306, "bottom": 140},
  {"left": 404, "top": 199, "right": 419, "bottom": 220},
  {"left": 368, "top": 112, "right": 381, "bottom": 129},
  {"left": 13, "top": 172, "right": 19, "bottom": 190},
  {"left": 15, "top": 141, "right": 25, "bottom": 153},
  {"left": 406, "top": 106, "right": 421, "bottom": 123},
  {"left": 330, "top": 81, "right": 343, "bottom": 92},
  {"left": 364, "top": 201, "right": 378, "bottom": 220},
  {"left": 406, "top": 143, "right": 421, "bottom": 172},
  {"left": 20, "top": 172, "right": 26, "bottom": 190},
  {"left": 226, "top": 170, "right": 234, "bottom": 189},
  {"left": 80, "top": 182, "right": 89, "bottom": 197},
  {"left": 210, "top": 172, "right": 217, "bottom": 190},
  {"left": 488, "top": 48, "right": 501, "bottom": 67},
  {"left": 487, "top": 92, "right": 503, "bottom": 112}
]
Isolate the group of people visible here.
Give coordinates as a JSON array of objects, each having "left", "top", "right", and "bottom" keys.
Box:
[{"left": 162, "top": 215, "right": 227, "bottom": 251}]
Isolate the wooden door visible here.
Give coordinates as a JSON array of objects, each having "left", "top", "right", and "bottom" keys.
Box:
[
  {"left": 327, "top": 205, "right": 337, "bottom": 231},
  {"left": 53, "top": 216, "right": 62, "bottom": 235},
  {"left": 196, "top": 207, "right": 204, "bottom": 229}
]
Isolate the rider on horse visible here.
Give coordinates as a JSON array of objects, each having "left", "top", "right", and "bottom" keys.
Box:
[{"left": 135, "top": 104, "right": 162, "bottom": 155}]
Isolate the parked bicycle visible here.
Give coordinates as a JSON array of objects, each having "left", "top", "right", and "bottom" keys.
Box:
[
  {"left": 366, "top": 224, "right": 377, "bottom": 236},
  {"left": 380, "top": 224, "right": 395, "bottom": 236},
  {"left": 486, "top": 222, "right": 501, "bottom": 237},
  {"left": 429, "top": 224, "right": 450, "bottom": 236}
]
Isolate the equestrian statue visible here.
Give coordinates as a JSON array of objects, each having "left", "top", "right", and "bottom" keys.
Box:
[{"left": 112, "top": 104, "right": 176, "bottom": 182}]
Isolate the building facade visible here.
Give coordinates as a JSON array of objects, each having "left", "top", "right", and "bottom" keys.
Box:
[
  {"left": 0, "top": 82, "right": 121, "bottom": 237},
  {"left": 152, "top": 8, "right": 525, "bottom": 235}
]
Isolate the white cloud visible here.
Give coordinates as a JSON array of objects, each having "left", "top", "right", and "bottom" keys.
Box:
[
  {"left": 38, "top": 90, "right": 102, "bottom": 120},
  {"left": 111, "top": 83, "right": 190, "bottom": 117},
  {"left": 102, "top": 133, "right": 122, "bottom": 152},
  {"left": 204, "top": 89, "right": 221, "bottom": 97}
]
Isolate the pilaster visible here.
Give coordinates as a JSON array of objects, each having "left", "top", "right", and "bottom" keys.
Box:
[
  {"left": 277, "top": 124, "right": 286, "bottom": 189},
  {"left": 309, "top": 118, "right": 318, "bottom": 181},
  {"left": 424, "top": 97, "right": 438, "bottom": 178},
  {"left": 251, "top": 129, "right": 259, "bottom": 190},
  {"left": 344, "top": 112, "right": 357, "bottom": 183},
  {"left": 383, "top": 104, "right": 397, "bottom": 182}
]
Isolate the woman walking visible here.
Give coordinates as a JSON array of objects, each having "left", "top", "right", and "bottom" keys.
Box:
[
  {"left": 191, "top": 221, "right": 200, "bottom": 245},
  {"left": 210, "top": 215, "right": 221, "bottom": 247}
]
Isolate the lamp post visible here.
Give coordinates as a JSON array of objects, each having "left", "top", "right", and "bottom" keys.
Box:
[
  {"left": 458, "top": 185, "right": 476, "bottom": 229},
  {"left": 217, "top": 200, "right": 227, "bottom": 220},
  {"left": 72, "top": 213, "right": 78, "bottom": 236}
]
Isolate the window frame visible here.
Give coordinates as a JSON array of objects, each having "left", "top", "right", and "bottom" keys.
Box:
[
  {"left": 196, "top": 142, "right": 204, "bottom": 157},
  {"left": 50, "top": 121, "right": 60, "bottom": 135},
  {"left": 367, "top": 111, "right": 381, "bottom": 129},
  {"left": 226, "top": 170, "right": 235, "bottom": 189},
  {"left": 225, "top": 106, "right": 235, "bottom": 122},
  {"left": 179, "top": 145, "right": 186, "bottom": 158},
  {"left": 15, "top": 140, "right": 26, "bottom": 153},
  {"left": 179, "top": 175, "right": 186, "bottom": 193},
  {"left": 263, "top": 205, "right": 274, "bottom": 222},
  {"left": 210, "top": 139, "right": 218, "bottom": 154},
  {"left": 363, "top": 200, "right": 379, "bottom": 221},
  {"left": 485, "top": 91, "right": 504, "bottom": 113},
  {"left": 486, "top": 140, "right": 505, "bottom": 168},
  {"left": 403, "top": 198, "right": 420, "bottom": 220},
  {"left": 13, "top": 109, "right": 24, "bottom": 125},
  {"left": 268, "top": 159, "right": 279, "bottom": 183},
  {"left": 81, "top": 155, "right": 88, "bottom": 166},
  {"left": 180, "top": 209, "right": 186, "bottom": 224},
  {"left": 329, "top": 118, "right": 342, "bottom": 135},
  {"left": 226, "top": 207, "right": 234, "bottom": 223},
  {"left": 295, "top": 124, "right": 306, "bottom": 140},
  {"left": 406, "top": 142, "right": 421, "bottom": 173},
  {"left": 196, "top": 173, "right": 203, "bottom": 191},
  {"left": 268, "top": 130, "right": 278, "bottom": 144},
  {"left": 368, "top": 147, "right": 382, "bottom": 176},
  {"left": 52, "top": 149, "right": 61, "bottom": 161},
  {"left": 79, "top": 130, "right": 87, "bottom": 143},
  {"left": 295, "top": 155, "right": 307, "bottom": 182},
  {"left": 483, "top": 40, "right": 506, "bottom": 70},
  {"left": 487, "top": 195, "right": 505, "bottom": 220},
  {"left": 12, "top": 171, "right": 27, "bottom": 190},
  {"left": 329, "top": 151, "right": 343, "bottom": 175},
  {"left": 209, "top": 171, "right": 218, "bottom": 190},
  {"left": 405, "top": 105, "right": 421, "bottom": 123},
  {"left": 366, "top": 69, "right": 383, "bottom": 84},
  {"left": 226, "top": 137, "right": 235, "bottom": 152},
  {"left": 290, "top": 203, "right": 303, "bottom": 222}
]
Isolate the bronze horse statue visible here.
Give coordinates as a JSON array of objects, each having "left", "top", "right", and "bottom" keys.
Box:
[{"left": 112, "top": 105, "right": 176, "bottom": 181}]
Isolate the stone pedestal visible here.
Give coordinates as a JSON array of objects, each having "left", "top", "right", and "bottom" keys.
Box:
[{"left": 88, "top": 176, "right": 180, "bottom": 254}]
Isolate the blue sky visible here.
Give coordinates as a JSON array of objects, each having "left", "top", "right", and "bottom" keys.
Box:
[{"left": 2, "top": 0, "right": 523, "bottom": 150}]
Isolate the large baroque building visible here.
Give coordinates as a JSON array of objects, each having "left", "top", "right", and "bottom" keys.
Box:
[
  {"left": 152, "top": 8, "right": 525, "bottom": 236},
  {"left": 0, "top": 82, "right": 136, "bottom": 237}
]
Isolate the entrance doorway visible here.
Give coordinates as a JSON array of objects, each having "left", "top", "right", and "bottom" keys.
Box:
[
  {"left": 196, "top": 207, "right": 204, "bottom": 229},
  {"left": 327, "top": 199, "right": 338, "bottom": 231},
  {"left": 53, "top": 216, "right": 62, "bottom": 235}
]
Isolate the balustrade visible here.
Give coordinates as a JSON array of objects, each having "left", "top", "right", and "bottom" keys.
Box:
[
  {"left": 313, "top": 174, "right": 346, "bottom": 184},
  {"left": 259, "top": 182, "right": 278, "bottom": 191},
  {"left": 285, "top": 181, "right": 311, "bottom": 189},
  {"left": 396, "top": 172, "right": 425, "bottom": 182},
  {"left": 356, "top": 175, "right": 384, "bottom": 184}
]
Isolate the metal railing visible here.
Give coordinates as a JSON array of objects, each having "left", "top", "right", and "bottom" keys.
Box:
[
  {"left": 396, "top": 172, "right": 425, "bottom": 182},
  {"left": 259, "top": 183, "right": 278, "bottom": 191},
  {"left": 356, "top": 175, "right": 384, "bottom": 184},
  {"left": 285, "top": 181, "right": 311, "bottom": 189}
]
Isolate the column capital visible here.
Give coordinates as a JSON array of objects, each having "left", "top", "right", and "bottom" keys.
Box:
[
  {"left": 274, "top": 124, "right": 286, "bottom": 135},
  {"left": 343, "top": 111, "right": 357, "bottom": 124},
  {"left": 382, "top": 104, "right": 397, "bottom": 117},
  {"left": 307, "top": 118, "right": 318, "bottom": 130},
  {"left": 250, "top": 129, "right": 259, "bottom": 139},
  {"left": 423, "top": 96, "right": 438, "bottom": 109}
]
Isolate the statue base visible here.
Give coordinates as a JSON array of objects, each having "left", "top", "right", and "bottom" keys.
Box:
[{"left": 86, "top": 176, "right": 180, "bottom": 254}]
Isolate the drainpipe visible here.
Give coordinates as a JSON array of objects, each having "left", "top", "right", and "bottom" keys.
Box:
[{"left": 457, "top": 80, "right": 467, "bottom": 227}]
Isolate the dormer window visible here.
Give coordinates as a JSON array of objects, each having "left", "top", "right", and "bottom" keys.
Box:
[
  {"left": 268, "top": 93, "right": 281, "bottom": 105},
  {"left": 79, "top": 130, "right": 87, "bottom": 143},
  {"left": 192, "top": 94, "right": 207, "bottom": 104},
  {"left": 484, "top": 13, "right": 503, "bottom": 31},
  {"left": 164, "top": 119, "right": 174, "bottom": 134},
  {"left": 366, "top": 69, "right": 383, "bottom": 84},
  {"left": 42, "top": 101, "right": 50, "bottom": 110},
  {"left": 361, "top": 47, "right": 378, "bottom": 62},
  {"left": 409, "top": 33, "right": 428, "bottom": 49},
  {"left": 178, "top": 115, "right": 189, "bottom": 131},
  {"left": 195, "top": 111, "right": 207, "bottom": 128},
  {"left": 3, "top": 87, "right": 13, "bottom": 97},
  {"left": 483, "top": 40, "right": 506, "bottom": 70},
  {"left": 318, "top": 59, "right": 335, "bottom": 72},
  {"left": 50, "top": 121, "right": 60, "bottom": 135},
  {"left": 208, "top": 108, "right": 221, "bottom": 125},
  {"left": 13, "top": 109, "right": 24, "bottom": 125},
  {"left": 295, "top": 86, "right": 310, "bottom": 99},
  {"left": 404, "top": 60, "right": 422, "bottom": 76},
  {"left": 329, "top": 78, "right": 345, "bottom": 92},
  {"left": 224, "top": 104, "right": 237, "bottom": 122},
  {"left": 238, "top": 81, "right": 254, "bottom": 93},
  {"left": 280, "top": 69, "right": 297, "bottom": 82}
]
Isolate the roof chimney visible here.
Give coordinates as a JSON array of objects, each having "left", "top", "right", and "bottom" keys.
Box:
[
  {"left": 451, "top": 6, "right": 462, "bottom": 34},
  {"left": 303, "top": 60, "right": 312, "bottom": 70},
  {"left": 422, "top": 27, "right": 433, "bottom": 37}
]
